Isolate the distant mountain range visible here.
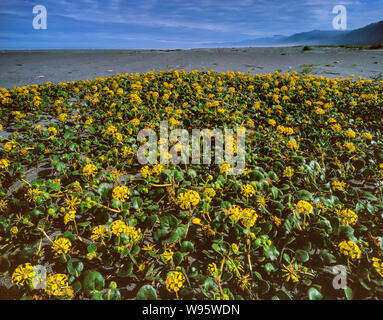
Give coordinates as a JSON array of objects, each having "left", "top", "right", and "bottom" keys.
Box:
[{"left": 204, "top": 20, "right": 383, "bottom": 47}]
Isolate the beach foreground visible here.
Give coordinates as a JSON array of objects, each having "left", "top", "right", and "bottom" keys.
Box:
[
  {"left": 1, "top": 46, "right": 383, "bottom": 88},
  {"left": 0, "top": 68, "right": 383, "bottom": 300}
]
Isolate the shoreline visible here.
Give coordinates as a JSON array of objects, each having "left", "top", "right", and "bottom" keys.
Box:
[{"left": 1, "top": 46, "right": 382, "bottom": 89}]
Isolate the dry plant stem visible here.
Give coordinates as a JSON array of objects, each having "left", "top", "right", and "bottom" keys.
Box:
[
  {"left": 217, "top": 257, "right": 227, "bottom": 296},
  {"left": 89, "top": 199, "right": 121, "bottom": 213}
]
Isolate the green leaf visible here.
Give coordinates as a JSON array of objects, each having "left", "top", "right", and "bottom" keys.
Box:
[
  {"left": 173, "top": 251, "right": 184, "bottom": 265},
  {"left": 296, "top": 249, "right": 309, "bottom": 262},
  {"left": 97, "top": 183, "right": 113, "bottom": 199},
  {"left": 67, "top": 258, "right": 84, "bottom": 277},
  {"left": 187, "top": 169, "right": 197, "bottom": 179},
  {"left": 362, "top": 192, "right": 377, "bottom": 201},
  {"left": 136, "top": 284, "right": 157, "bottom": 300},
  {"left": 83, "top": 271, "right": 105, "bottom": 297},
  {"left": 263, "top": 245, "right": 279, "bottom": 261},
  {"left": 297, "top": 190, "right": 313, "bottom": 201},
  {"left": 131, "top": 197, "right": 143, "bottom": 210},
  {"left": 265, "top": 262, "right": 276, "bottom": 275},
  {"left": 308, "top": 287, "right": 323, "bottom": 300},
  {"left": 56, "top": 162, "right": 67, "bottom": 172},
  {"left": 181, "top": 241, "right": 194, "bottom": 252},
  {"left": 344, "top": 286, "right": 353, "bottom": 300},
  {"left": 163, "top": 230, "right": 180, "bottom": 244}
]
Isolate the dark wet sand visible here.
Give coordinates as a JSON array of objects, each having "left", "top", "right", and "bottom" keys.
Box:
[{"left": 1, "top": 46, "right": 382, "bottom": 88}]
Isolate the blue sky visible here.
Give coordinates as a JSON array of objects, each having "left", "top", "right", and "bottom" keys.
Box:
[{"left": 0, "top": 0, "right": 382, "bottom": 49}]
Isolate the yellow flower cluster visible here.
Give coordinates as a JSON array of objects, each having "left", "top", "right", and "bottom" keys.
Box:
[
  {"left": 219, "top": 163, "right": 231, "bottom": 175},
  {"left": 140, "top": 164, "right": 163, "bottom": 178},
  {"left": 0, "top": 158, "right": 10, "bottom": 169},
  {"left": 207, "top": 263, "right": 218, "bottom": 277},
  {"left": 177, "top": 190, "right": 200, "bottom": 210},
  {"left": 361, "top": 132, "right": 372, "bottom": 140},
  {"left": 203, "top": 187, "right": 216, "bottom": 201},
  {"left": 332, "top": 180, "right": 347, "bottom": 191},
  {"left": 162, "top": 249, "right": 174, "bottom": 262},
  {"left": 339, "top": 240, "right": 361, "bottom": 260},
  {"left": 91, "top": 225, "right": 108, "bottom": 241},
  {"left": 51, "top": 237, "right": 72, "bottom": 256},
  {"left": 344, "top": 142, "right": 356, "bottom": 152},
  {"left": 296, "top": 200, "right": 313, "bottom": 216},
  {"left": 46, "top": 273, "right": 73, "bottom": 297},
  {"left": 345, "top": 129, "right": 356, "bottom": 138},
  {"left": 335, "top": 208, "right": 358, "bottom": 226},
  {"left": 281, "top": 262, "right": 307, "bottom": 283},
  {"left": 64, "top": 209, "right": 76, "bottom": 225},
  {"left": 283, "top": 166, "right": 294, "bottom": 177},
  {"left": 276, "top": 125, "right": 294, "bottom": 135},
  {"left": 372, "top": 257, "right": 383, "bottom": 277},
  {"left": 82, "top": 163, "right": 98, "bottom": 177},
  {"left": 109, "top": 220, "right": 142, "bottom": 243},
  {"left": 286, "top": 139, "right": 298, "bottom": 151},
  {"left": 112, "top": 185, "right": 130, "bottom": 202},
  {"left": 11, "top": 263, "right": 36, "bottom": 287},
  {"left": 225, "top": 205, "right": 258, "bottom": 227},
  {"left": 166, "top": 271, "right": 186, "bottom": 293},
  {"left": 240, "top": 184, "right": 255, "bottom": 198}
]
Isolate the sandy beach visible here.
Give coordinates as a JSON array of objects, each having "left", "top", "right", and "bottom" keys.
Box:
[{"left": 1, "top": 46, "right": 382, "bottom": 89}]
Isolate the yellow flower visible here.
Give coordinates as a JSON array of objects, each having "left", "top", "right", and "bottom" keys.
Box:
[
  {"left": 51, "top": 237, "right": 72, "bottom": 256},
  {"left": 220, "top": 163, "right": 232, "bottom": 175},
  {"left": 64, "top": 210, "right": 76, "bottom": 225},
  {"left": 162, "top": 249, "right": 174, "bottom": 262},
  {"left": 344, "top": 142, "right": 356, "bottom": 152},
  {"left": 241, "top": 208, "right": 258, "bottom": 228},
  {"left": 286, "top": 139, "right": 298, "bottom": 151},
  {"left": 296, "top": 200, "right": 313, "bottom": 216},
  {"left": 332, "top": 180, "right": 347, "bottom": 191},
  {"left": 345, "top": 129, "right": 356, "bottom": 138},
  {"left": 177, "top": 190, "right": 200, "bottom": 210},
  {"left": 11, "top": 263, "right": 36, "bottom": 287},
  {"left": 58, "top": 113, "right": 68, "bottom": 122},
  {"left": 204, "top": 187, "right": 216, "bottom": 201},
  {"left": 240, "top": 184, "right": 255, "bottom": 198},
  {"left": 112, "top": 185, "right": 130, "bottom": 202},
  {"left": 268, "top": 119, "right": 276, "bottom": 127},
  {"left": 106, "top": 125, "right": 118, "bottom": 135},
  {"left": 152, "top": 164, "right": 163, "bottom": 176},
  {"left": 225, "top": 205, "right": 243, "bottom": 223},
  {"left": 331, "top": 123, "right": 342, "bottom": 132},
  {"left": 315, "top": 108, "right": 325, "bottom": 115},
  {"left": 0, "top": 158, "right": 10, "bottom": 169},
  {"left": 130, "top": 118, "right": 140, "bottom": 126},
  {"left": 282, "top": 262, "right": 305, "bottom": 283},
  {"left": 82, "top": 163, "right": 98, "bottom": 177},
  {"left": 166, "top": 271, "right": 185, "bottom": 293},
  {"left": 169, "top": 118, "right": 180, "bottom": 126},
  {"left": 361, "top": 132, "right": 372, "bottom": 140},
  {"left": 4, "top": 140, "right": 16, "bottom": 152},
  {"left": 335, "top": 208, "right": 358, "bottom": 227},
  {"left": 231, "top": 243, "right": 239, "bottom": 254},
  {"left": 45, "top": 274, "right": 73, "bottom": 297},
  {"left": 372, "top": 257, "right": 383, "bottom": 277},
  {"left": 109, "top": 220, "right": 127, "bottom": 237},
  {"left": 283, "top": 166, "right": 294, "bottom": 177},
  {"left": 140, "top": 165, "right": 151, "bottom": 178},
  {"left": 24, "top": 187, "right": 44, "bottom": 203},
  {"left": 91, "top": 225, "right": 108, "bottom": 241},
  {"left": 339, "top": 240, "right": 361, "bottom": 260},
  {"left": 207, "top": 263, "right": 218, "bottom": 277}
]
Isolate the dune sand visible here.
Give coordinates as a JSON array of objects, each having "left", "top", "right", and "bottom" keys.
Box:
[{"left": 0, "top": 46, "right": 382, "bottom": 88}]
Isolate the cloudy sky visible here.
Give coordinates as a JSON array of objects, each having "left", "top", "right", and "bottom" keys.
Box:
[{"left": 0, "top": 0, "right": 382, "bottom": 49}]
